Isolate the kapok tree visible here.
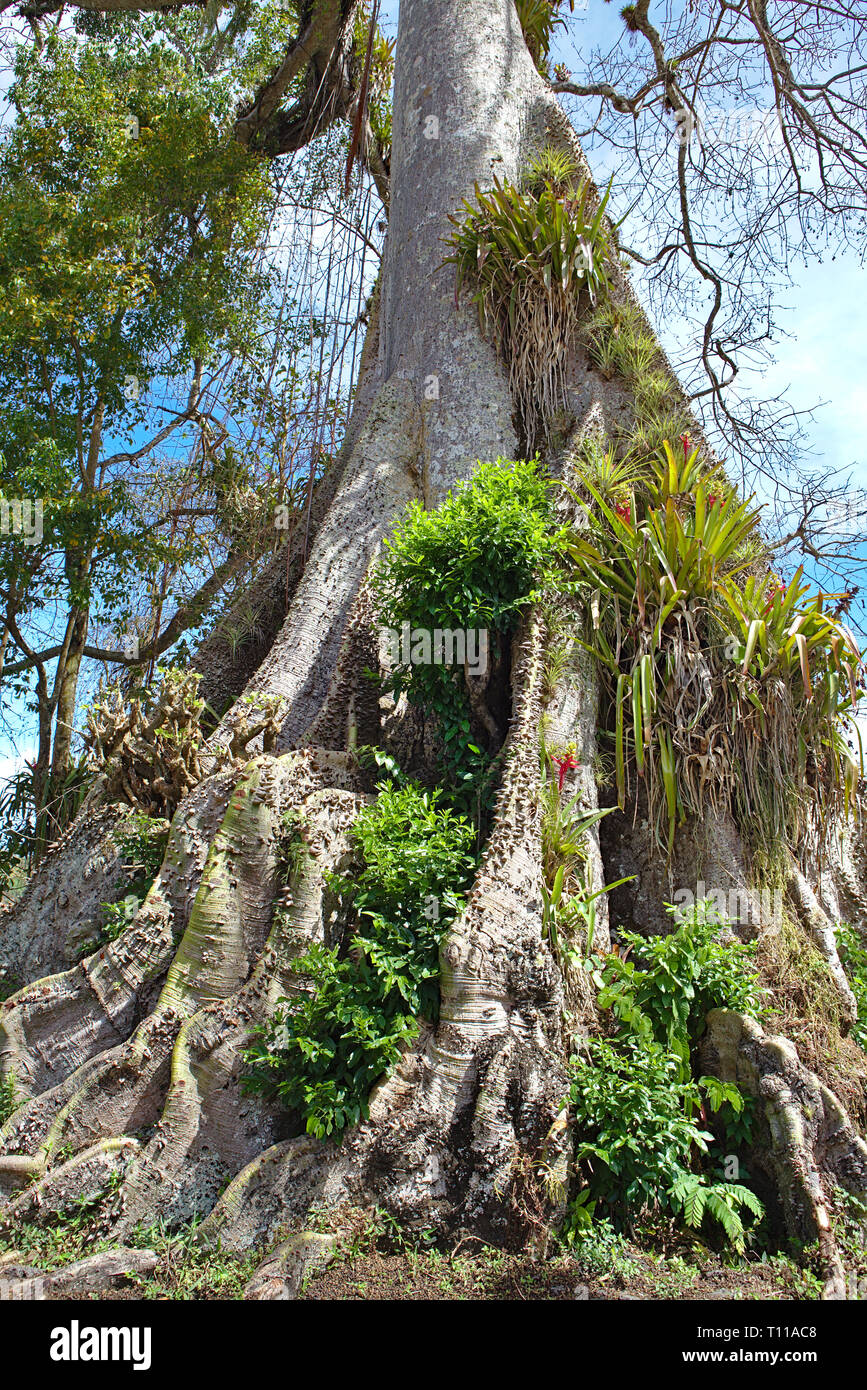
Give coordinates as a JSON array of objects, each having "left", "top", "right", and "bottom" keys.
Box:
[{"left": 1, "top": 0, "right": 866, "bottom": 1299}]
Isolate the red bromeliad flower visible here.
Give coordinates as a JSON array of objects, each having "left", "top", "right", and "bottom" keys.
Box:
[
  {"left": 615, "top": 500, "right": 631, "bottom": 525},
  {"left": 764, "top": 583, "right": 785, "bottom": 613},
  {"left": 707, "top": 493, "right": 720, "bottom": 508},
  {"left": 554, "top": 754, "right": 579, "bottom": 792},
  {"left": 680, "top": 433, "right": 691, "bottom": 466}
]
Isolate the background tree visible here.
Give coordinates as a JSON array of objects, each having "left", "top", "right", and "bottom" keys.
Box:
[{"left": 0, "top": 13, "right": 380, "bottom": 869}]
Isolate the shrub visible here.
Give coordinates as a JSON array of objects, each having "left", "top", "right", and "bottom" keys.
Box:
[
  {"left": 374, "top": 458, "right": 562, "bottom": 635},
  {"left": 597, "top": 898, "right": 767, "bottom": 1057},
  {"left": 373, "top": 458, "right": 565, "bottom": 785},
  {"left": 568, "top": 1035, "right": 763, "bottom": 1249},
  {"left": 566, "top": 898, "right": 766, "bottom": 1248},
  {"left": 243, "top": 782, "right": 477, "bottom": 1139}
]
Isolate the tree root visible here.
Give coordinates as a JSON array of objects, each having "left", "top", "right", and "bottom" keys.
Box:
[
  {"left": 0, "top": 1137, "right": 140, "bottom": 1228},
  {"left": 787, "top": 862, "right": 857, "bottom": 1028},
  {"left": 0, "top": 772, "right": 238, "bottom": 1099},
  {"left": 109, "top": 784, "right": 365, "bottom": 1234},
  {"left": 197, "top": 613, "right": 576, "bottom": 1255},
  {"left": 700, "top": 1008, "right": 867, "bottom": 1298},
  {"left": 0, "top": 804, "right": 133, "bottom": 987}
]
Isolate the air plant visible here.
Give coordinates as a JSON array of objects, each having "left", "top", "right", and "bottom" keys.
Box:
[
  {"left": 445, "top": 170, "right": 613, "bottom": 451},
  {"left": 567, "top": 440, "right": 864, "bottom": 858},
  {"left": 517, "top": 0, "right": 575, "bottom": 71}
]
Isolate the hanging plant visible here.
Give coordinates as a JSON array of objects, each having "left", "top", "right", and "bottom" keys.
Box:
[
  {"left": 445, "top": 165, "right": 613, "bottom": 452},
  {"left": 517, "top": 0, "right": 575, "bottom": 72}
]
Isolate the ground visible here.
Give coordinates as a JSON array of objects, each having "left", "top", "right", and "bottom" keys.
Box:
[{"left": 2, "top": 1206, "right": 849, "bottom": 1301}]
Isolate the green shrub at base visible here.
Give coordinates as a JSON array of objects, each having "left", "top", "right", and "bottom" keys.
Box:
[{"left": 243, "top": 782, "right": 477, "bottom": 1139}]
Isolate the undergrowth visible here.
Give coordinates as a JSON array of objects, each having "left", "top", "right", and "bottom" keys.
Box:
[
  {"left": 0, "top": 1214, "right": 257, "bottom": 1300},
  {"left": 566, "top": 898, "right": 767, "bottom": 1252}
]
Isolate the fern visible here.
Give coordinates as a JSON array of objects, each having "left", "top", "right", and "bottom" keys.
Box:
[{"left": 670, "top": 1172, "right": 763, "bottom": 1251}]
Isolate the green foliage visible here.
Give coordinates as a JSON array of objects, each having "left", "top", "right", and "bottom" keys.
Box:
[
  {"left": 516, "top": 0, "right": 575, "bottom": 72},
  {"left": 446, "top": 175, "right": 613, "bottom": 448},
  {"left": 353, "top": 2, "right": 395, "bottom": 154},
  {"left": 596, "top": 899, "right": 767, "bottom": 1056},
  {"left": 244, "top": 782, "right": 477, "bottom": 1139},
  {"left": 568, "top": 1035, "right": 762, "bottom": 1250},
  {"left": 525, "top": 145, "right": 583, "bottom": 195},
  {"left": 99, "top": 894, "right": 146, "bottom": 944},
  {"left": 0, "top": 31, "right": 272, "bottom": 390},
  {"left": 0, "top": 1072, "right": 19, "bottom": 1126},
  {"left": 244, "top": 939, "right": 419, "bottom": 1139},
  {"left": 375, "top": 459, "right": 561, "bottom": 635},
  {"left": 114, "top": 812, "right": 170, "bottom": 883},
  {"left": 538, "top": 766, "right": 627, "bottom": 964},
  {"left": 837, "top": 921, "right": 867, "bottom": 1050},
  {"left": 567, "top": 437, "right": 863, "bottom": 854},
  {"left": 0, "top": 19, "right": 282, "bottom": 841},
  {"left": 83, "top": 812, "right": 170, "bottom": 955},
  {"left": 372, "top": 459, "right": 565, "bottom": 787},
  {"left": 561, "top": 1213, "right": 637, "bottom": 1277},
  {"left": 584, "top": 299, "right": 694, "bottom": 457},
  {"left": 567, "top": 898, "right": 766, "bottom": 1249},
  {"left": 668, "top": 1170, "right": 765, "bottom": 1247},
  {"left": 0, "top": 758, "right": 90, "bottom": 890}
]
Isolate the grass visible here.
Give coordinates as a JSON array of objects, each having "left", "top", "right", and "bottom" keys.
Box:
[
  {"left": 0, "top": 1195, "right": 835, "bottom": 1301},
  {"left": 295, "top": 1204, "right": 826, "bottom": 1301},
  {"left": 0, "top": 1213, "right": 258, "bottom": 1300},
  {"left": 0, "top": 1072, "right": 18, "bottom": 1126}
]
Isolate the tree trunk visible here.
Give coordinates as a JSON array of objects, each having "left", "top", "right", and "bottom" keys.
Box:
[{"left": 1, "top": 0, "right": 865, "bottom": 1297}]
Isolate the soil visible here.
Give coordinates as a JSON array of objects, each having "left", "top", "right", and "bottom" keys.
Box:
[{"left": 301, "top": 1246, "right": 818, "bottom": 1301}]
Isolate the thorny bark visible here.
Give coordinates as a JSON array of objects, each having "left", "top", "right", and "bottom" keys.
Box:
[{"left": 0, "top": 0, "right": 865, "bottom": 1300}]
